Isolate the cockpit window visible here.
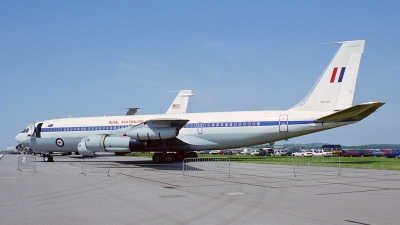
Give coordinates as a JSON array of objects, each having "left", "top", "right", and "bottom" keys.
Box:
[{"left": 21, "top": 128, "right": 28, "bottom": 133}]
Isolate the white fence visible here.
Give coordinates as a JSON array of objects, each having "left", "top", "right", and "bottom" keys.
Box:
[
  {"left": 293, "top": 156, "right": 341, "bottom": 177},
  {"left": 183, "top": 157, "right": 230, "bottom": 178},
  {"left": 17, "top": 155, "right": 37, "bottom": 173},
  {"left": 79, "top": 158, "right": 111, "bottom": 177}
]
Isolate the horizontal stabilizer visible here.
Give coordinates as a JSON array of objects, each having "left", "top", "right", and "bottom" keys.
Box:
[{"left": 315, "top": 102, "right": 385, "bottom": 123}]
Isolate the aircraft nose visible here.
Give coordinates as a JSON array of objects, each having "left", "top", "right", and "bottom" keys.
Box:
[{"left": 15, "top": 133, "right": 27, "bottom": 144}]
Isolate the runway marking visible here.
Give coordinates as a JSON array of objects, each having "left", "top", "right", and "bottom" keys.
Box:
[
  {"left": 223, "top": 192, "right": 245, "bottom": 196},
  {"left": 316, "top": 187, "right": 398, "bottom": 195},
  {"left": 345, "top": 219, "right": 371, "bottom": 225},
  {"left": 160, "top": 195, "right": 184, "bottom": 198}
]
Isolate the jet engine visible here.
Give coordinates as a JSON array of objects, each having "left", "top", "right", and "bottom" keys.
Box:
[
  {"left": 126, "top": 127, "right": 178, "bottom": 140},
  {"left": 77, "top": 143, "right": 95, "bottom": 156},
  {"left": 78, "top": 135, "right": 147, "bottom": 153}
]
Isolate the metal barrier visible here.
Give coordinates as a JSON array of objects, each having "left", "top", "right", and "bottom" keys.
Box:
[
  {"left": 183, "top": 157, "right": 230, "bottom": 178},
  {"left": 293, "top": 155, "right": 341, "bottom": 177},
  {"left": 17, "top": 155, "right": 37, "bottom": 172},
  {"left": 79, "top": 158, "right": 111, "bottom": 177}
]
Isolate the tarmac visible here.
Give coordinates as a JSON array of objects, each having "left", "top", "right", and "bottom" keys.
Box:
[{"left": 0, "top": 154, "right": 399, "bottom": 225}]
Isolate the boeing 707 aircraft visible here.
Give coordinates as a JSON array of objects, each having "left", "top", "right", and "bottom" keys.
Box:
[{"left": 15, "top": 40, "right": 384, "bottom": 163}]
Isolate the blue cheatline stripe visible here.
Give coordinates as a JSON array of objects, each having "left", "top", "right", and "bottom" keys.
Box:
[
  {"left": 24, "top": 120, "right": 317, "bottom": 133},
  {"left": 38, "top": 125, "right": 130, "bottom": 133},
  {"left": 338, "top": 67, "right": 346, "bottom": 82}
]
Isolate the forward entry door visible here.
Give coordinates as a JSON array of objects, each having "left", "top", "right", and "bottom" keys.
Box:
[{"left": 27, "top": 122, "right": 35, "bottom": 136}]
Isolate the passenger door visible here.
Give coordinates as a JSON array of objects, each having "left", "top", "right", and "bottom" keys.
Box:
[{"left": 279, "top": 114, "right": 288, "bottom": 132}]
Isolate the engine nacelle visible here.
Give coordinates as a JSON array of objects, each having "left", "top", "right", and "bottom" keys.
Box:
[
  {"left": 79, "top": 135, "right": 147, "bottom": 152},
  {"left": 127, "top": 127, "right": 178, "bottom": 140},
  {"left": 77, "top": 139, "right": 95, "bottom": 156}
]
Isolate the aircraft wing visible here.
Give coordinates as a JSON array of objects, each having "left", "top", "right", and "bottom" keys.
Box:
[
  {"left": 144, "top": 118, "right": 189, "bottom": 129},
  {"left": 315, "top": 102, "right": 385, "bottom": 123},
  {"left": 110, "top": 118, "right": 189, "bottom": 140}
]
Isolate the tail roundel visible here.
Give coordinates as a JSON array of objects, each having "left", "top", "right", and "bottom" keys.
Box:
[{"left": 291, "top": 40, "right": 365, "bottom": 112}]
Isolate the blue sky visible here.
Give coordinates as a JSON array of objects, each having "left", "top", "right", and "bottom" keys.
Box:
[{"left": 1, "top": 0, "right": 399, "bottom": 149}]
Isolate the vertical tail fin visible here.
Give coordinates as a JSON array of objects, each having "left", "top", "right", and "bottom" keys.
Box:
[
  {"left": 166, "top": 90, "right": 194, "bottom": 114},
  {"left": 290, "top": 40, "right": 365, "bottom": 112}
]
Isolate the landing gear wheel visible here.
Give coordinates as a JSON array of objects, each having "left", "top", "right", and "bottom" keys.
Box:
[
  {"left": 175, "top": 152, "right": 186, "bottom": 162},
  {"left": 152, "top": 153, "right": 165, "bottom": 163},
  {"left": 187, "top": 151, "right": 198, "bottom": 158},
  {"left": 164, "top": 153, "right": 175, "bottom": 163},
  {"left": 43, "top": 155, "right": 54, "bottom": 162}
]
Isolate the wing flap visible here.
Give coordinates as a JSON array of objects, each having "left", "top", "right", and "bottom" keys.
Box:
[
  {"left": 315, "top": 102, "right": 385, "bottom": 123},
  {"left": 145, "top": 118, "right": 189, "bottom": 130}
]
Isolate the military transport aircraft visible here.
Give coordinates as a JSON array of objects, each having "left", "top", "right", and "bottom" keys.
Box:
[{"left": 15, "top": 40, "right": 384, "bottom": 163}]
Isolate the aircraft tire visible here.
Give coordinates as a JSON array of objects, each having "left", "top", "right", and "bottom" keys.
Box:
[
  {"left": 43, "top": 154, "right": 54, "bottom": 162},
  {"left": 164, "top": 153, "right": 175, "bottom": 163},
  {"left": 187, "top": 151, "right": 198, "bottom": 158},
  {"left": 175, "top": 152, "right": 185, "bottom": 162},
  {"left": 152, "top": 153, "right": 165, "bottom": 163}
]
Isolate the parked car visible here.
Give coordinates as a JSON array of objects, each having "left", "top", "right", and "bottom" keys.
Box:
[
  {"left": 321, "top": 144, "right": 343, "bottom": 155},
  {"left": 273, "top": 149, "right": 287, "bottom": 156},
  {"left": 292, "top": 150, "right": 312, "bottom": 157},
  {"left": 241, "top": 148, "right": 251, "bottom": 155},
  {"left": 279, "top": 150, "right": 289, "bottom": 156},
  {"left": 312, "top": 149, "right": 333, "bottom": 157},
  {"left": 384, "top": 150, "right": 400, "bottom": 158},
  {"left": 371, "top": 150, "right": 384, "bottom": 157},
  {"left": 250, "top": 149, "right": 261, "bottom": 156},
  {"left": 219, "top": 150, "right": 226, "bottom": 155},
  {"left": 224, "top": 150, "right": 233, "bottom": 155},
  {"left": 341, "top": 150, "right": 361, "bottom": 157},
  {"left": 359, "top": 149, "right": 373, "bottom": 157},
  {"left": 286, "top": 149, "right": 298, "bottom": 156},
  {"left": 259, "top": 148, "right": 274, "bottom": 156},
  {"left": 204, "top": 150, "right": 212, "bottom": 154}
]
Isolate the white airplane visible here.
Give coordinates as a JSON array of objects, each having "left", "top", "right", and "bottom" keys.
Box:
[{"left": 15, "top": 40, "right": 384, "bottom": 163}]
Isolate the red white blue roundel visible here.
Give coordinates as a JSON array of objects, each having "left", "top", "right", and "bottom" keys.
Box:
[{"left": 56, "top": 138, "right": 64, "bottom": 147}]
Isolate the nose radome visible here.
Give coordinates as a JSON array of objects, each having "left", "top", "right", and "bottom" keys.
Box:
[{"left": 15, "top": 133, "right": 26, "bottom": 144}]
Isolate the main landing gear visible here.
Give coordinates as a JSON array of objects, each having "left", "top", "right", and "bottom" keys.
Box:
[
  {"left": 152, "top": 151, "right": 198, "bottom": 164},
  {"left": 42, "top": 153, "right": 54, "bottom": 162}
]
